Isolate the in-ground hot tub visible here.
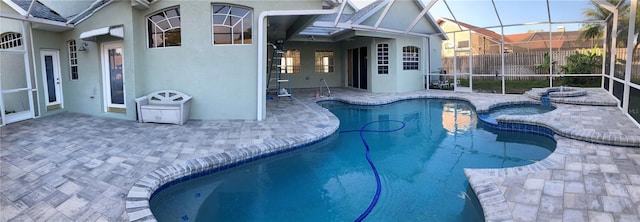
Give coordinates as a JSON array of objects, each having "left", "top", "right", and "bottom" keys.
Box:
[
  {"left": 546, "top": 86, "right": 587, "bottom": 97},
  {"left": 486, "top": 103, "right": 556, "bottom": 119},
  {"left": 477, "top": 103, "right": 556, "bottom": 126}
]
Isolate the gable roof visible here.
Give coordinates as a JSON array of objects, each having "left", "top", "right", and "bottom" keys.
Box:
[{"left": 303, "top": 0, "right": 447, "bottom": 40}]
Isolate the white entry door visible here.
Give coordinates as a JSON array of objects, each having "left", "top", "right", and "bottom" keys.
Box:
[
  {"left": 101, "top": 42, "right": 125, "bottom": 112},
  {"left": 41, "top": 50, "right": 63, "bottom": 110}
]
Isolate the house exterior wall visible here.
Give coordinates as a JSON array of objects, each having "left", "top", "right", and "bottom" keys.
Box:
[
  {"left": 394, "top": 36, "right": 425, "bottom": 92},
  {"left": 370, "top": 38, "right": 398, "bottom": 92},
  {"left": 48, "top": 0, "right": 324, "bottom": 121},
  {"left": 3, "top": 0, "right": 447, "bottom": 123},
  {"left": 339, "top": 33, "right": 438, "bottom": 93},
  {"left": 57, "top": 1, "right": 136, "bottom": 120},
  {"left": 31, "top": 29, "right": 65, "bottom": 117},
  {"left": 340, "top": 36, "right": 374, "bottom": 91},
  {"left": 132, "top": 1, "right": 321, "bottom": 120},
  {"left": 284, "top": 41, "right": 343, "bottom": 89}
]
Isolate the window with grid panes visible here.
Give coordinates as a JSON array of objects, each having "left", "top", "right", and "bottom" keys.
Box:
[
  {"left": 402, "top": 46, "right": 419, "bottom": 70},
  {"left": 377, "top": 43, "right": 389, "bottom": 74},
  {"left": 68, "top": 40, "right": 78, "bottom": 80}
]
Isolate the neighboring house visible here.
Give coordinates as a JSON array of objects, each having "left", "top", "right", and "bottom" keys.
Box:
[
  {"left": 437, "top": 17, "right": 503, "bottom": 57},
  {"left": 504, "top": 28, "right": 603, "bottom": 52},
  {"left": 0, "top": 0, "right": 446, "bottom": 125},
  {"left": 437, "top": 17, "right": 604, "bottom": 56}
]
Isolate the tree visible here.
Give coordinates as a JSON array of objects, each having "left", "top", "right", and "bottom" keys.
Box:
[
  {"left": 535, "top": 53, "right": 555, "bottom": 74},
  {"left": 580, "top": 0, "right": 638, "bottom": 49}
]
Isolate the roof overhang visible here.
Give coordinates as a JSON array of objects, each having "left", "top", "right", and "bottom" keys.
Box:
[
  {"left": 80, "top": 25, "right": 123, "bottom": 41},
  {"left": 0, "top": 12, "right": 74, "bottom": 32},
  {"left": 131, "top": 0, "right": 159, "bottom": 10}
]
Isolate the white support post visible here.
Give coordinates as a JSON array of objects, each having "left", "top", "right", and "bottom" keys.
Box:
[
  {"left": 549, "top": 22, "right": 553, "bottom": 87},
  {"left": 468, "top": 29, "right": 473, "bottom": 92},
  {"left": 622, "top": 0, "right": 636, "bottom": 113},
  {"left": 500, "top": 27, "right": 505, "bottom": 94},
  {"left": 601, "top": 23, "right": 608, "bottom": 89},
  {"left": 609, "top": 10, "right": 618, "bottom": 98},
  {"left": 490, "top": 0, "right": 505, "bottom": 94}
]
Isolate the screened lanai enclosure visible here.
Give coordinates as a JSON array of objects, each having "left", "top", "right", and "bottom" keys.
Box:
[
  {"left": 426, "top": 0, "right": 639, "bottom": 124},
  {"left": 0, "top": 0, "right": 638, "bottom": 125}
]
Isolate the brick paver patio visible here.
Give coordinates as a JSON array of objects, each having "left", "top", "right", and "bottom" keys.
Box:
[{"left": 1, "top": 88, "right": 639, "bottom": 221}]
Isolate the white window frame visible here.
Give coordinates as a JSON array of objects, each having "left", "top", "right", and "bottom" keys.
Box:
[
  {"left": 377, "top": 43, "right": 389, "bottom": 75},
  {"left": 212, "top": 4, "right": 253, "bottom": 45},
  {"left": 147, "top": 7, "right": 181, "bottom": 48},
  {"left": 68, "top": 40, "right": 78, "bottom": 80},
  {"left": 281, "top": 49, "right": 300, "bottom": 74},
  {"left": 402, "top": 46, "right": 420, "bottom": 70},
  {"left": 0, "top": 32, "right": 22, "bottom": 49},
  {"left": 314, "top": 50, "right": 334, "bottom": 73}
]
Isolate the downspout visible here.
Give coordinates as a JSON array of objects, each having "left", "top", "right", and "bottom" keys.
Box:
[
  {"left": 424, "top": 36, "right": 429, "bottom": 90},
  {"left": 257, "top": 7, "right": 341, "bottom": 121}
]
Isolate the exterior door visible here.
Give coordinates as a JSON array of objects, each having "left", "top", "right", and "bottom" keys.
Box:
[
  {"left": 101, "top": 42, "right": 125, "bottom": 112},
  {"left": 453, "top": 49, "right": 472, "bottom": 92},
  {"left": 359, "top": 47, "right": 367, "bottom": 90},
  {"left": 0, "top": 51, "right": 35, "bottom": 124},
  {"left": 41, "top": 50, "right": 63, "bottom": 110},
  {"left": 347, "top": 47, "right": 368, "bottom": 90}
]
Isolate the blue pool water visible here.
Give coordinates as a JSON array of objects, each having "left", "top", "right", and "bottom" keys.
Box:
[{"left": 150, "top": 99, "right": 556, "bottom": 221}]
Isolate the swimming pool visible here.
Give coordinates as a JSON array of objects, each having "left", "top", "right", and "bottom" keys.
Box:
[{"left": 149, "top": 99, "right": 556, "bottom": 221}]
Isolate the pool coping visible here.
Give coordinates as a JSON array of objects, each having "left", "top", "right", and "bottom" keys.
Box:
[{"left": 125, "top": 89, "right": 640, "bottom": 221}]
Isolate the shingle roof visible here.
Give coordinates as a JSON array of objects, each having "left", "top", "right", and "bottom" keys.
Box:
[{"left": 11, "top": 0, "right": 66, "bottom": 22}]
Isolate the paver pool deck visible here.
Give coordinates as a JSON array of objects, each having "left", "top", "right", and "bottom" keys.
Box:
[{"left": 1, "top": 88, "right": 639, "bottom": 221}]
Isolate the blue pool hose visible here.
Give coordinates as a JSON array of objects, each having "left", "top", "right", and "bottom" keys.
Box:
[{"left": 339, "top": 120, "right": 406, "bottom": 222}]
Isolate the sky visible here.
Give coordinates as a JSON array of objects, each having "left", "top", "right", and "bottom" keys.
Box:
[{"left": 350, "top": 0, "right": 597, "bottom": 34}]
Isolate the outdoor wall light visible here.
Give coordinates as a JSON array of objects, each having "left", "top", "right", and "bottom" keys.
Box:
[{"left": 78, "top": 41, "right": 89, "bottom": 51}]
